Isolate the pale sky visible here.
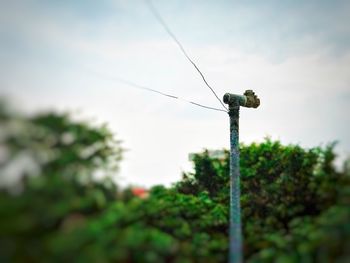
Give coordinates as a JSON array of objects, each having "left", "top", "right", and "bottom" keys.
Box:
[{"left": 1, "top": 0, "right": 349, "bottom": 187}]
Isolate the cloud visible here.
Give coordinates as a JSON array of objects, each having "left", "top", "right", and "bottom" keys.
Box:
[{"left": 1, "top": 0, "right": 349, "bottom": 186}]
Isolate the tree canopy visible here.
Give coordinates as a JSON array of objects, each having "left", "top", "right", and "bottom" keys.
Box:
[{"left": 0, "top": 102, "right": 349, "bottom": 262}]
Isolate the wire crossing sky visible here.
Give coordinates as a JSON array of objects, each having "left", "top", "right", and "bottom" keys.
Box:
[
  {"left": 89, "top": 70, "right": 227, "bottom": 113},
  {"left": 145, "top": 0, "right": 228, "bottom": 112}
]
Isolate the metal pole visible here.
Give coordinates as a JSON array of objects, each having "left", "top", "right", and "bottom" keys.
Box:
[
  {"left": 223, "top": 90, "right": 260, "bottom": 263},
  {"left": 229, "top": 99, "right": 242, "bottom": 263}
]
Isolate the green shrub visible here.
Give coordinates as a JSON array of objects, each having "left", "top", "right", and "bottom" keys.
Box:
[{"left": 178, "top": 140, "right": 349, "bottom": 262}]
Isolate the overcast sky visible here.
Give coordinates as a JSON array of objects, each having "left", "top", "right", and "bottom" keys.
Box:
[{"left": 1, "top": 0, "right": 349, "bottom": 187}]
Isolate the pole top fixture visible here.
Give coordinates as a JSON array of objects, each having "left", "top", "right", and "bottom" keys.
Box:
[{"left": 223, "top": 90, "right": 260, "bottom": 109}]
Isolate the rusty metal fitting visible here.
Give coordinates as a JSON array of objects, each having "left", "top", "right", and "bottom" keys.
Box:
[{"left": 223, "top": 90, "right": 260, "bottom": 109}]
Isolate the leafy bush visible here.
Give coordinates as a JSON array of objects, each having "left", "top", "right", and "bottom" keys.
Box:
[{"left": 178, "top": 141, "right": 349, "bottom": 261}]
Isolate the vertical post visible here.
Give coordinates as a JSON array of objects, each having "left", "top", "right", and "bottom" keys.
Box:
[
  {"left": 223, "top": 90, "right": 260, "bottom": 263},
  {"left": 229, "top": 99, "right": 242, "bottom": 263}
]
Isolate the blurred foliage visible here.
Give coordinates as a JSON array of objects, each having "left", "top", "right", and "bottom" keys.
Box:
[
  {"left": 0, "top": 101, "right": 349, "bottom": 262},
  {"left": 0, "top": 102, "right": 123, "bottom": 261}
]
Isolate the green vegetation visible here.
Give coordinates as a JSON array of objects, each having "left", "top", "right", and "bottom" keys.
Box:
[{"left": 0, "top": 103, "right": 349, "bottom": 262}]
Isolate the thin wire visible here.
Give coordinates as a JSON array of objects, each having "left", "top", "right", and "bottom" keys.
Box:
[
  {"left": 112, "top": 76, "right": 227, "bottom": 113},
  {"left": 145, "top": 0, "right": 228, "bottom": 112},
  {"left": 88, "top": 70, "right": 227, "bottom": 113}
]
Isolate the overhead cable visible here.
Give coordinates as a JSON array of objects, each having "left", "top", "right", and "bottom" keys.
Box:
[
  {"left": 145, "top": 0, "right": 228, "bottom": 111},
  {"left": 89, "top": 70, "right": 227, "bottom": 113}
]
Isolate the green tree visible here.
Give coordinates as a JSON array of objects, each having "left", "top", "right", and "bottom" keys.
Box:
[
  {"left": 1, "top": 101, "right": 349, "bottom": 262},
  {"left": 0, "top": 102, "right": 123, "bottom": 261}
]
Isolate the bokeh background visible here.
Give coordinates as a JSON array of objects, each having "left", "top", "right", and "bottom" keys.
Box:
[{"left": 1, "top": 1, "right": 350, "bottom": 262}]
